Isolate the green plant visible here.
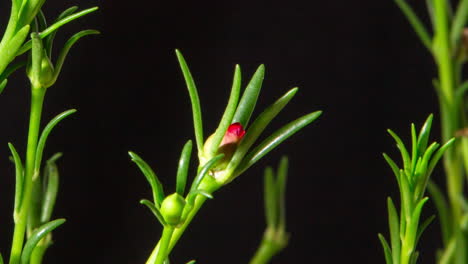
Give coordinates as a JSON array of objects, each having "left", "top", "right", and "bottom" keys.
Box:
[
  {"left": 379, "top": 115, "right": 454, "bottom": 264},
  {"left": 0, "top": 3, "right": 98, "bottom": 264},
  {"left": 394, "top": 0, "right": 468, "bottom": 262},
  {"left": 129, "top": 50, "right": 321, "bottom": 264}
]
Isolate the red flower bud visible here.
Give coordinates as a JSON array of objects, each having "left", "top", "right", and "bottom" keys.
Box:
[{"left": 220, "top": 122, "right": 246, "bottom": 147}]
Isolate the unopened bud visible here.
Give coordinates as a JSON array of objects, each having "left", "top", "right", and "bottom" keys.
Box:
[{"left": 160, "top": 193, "right": 186, "bottom": 226}]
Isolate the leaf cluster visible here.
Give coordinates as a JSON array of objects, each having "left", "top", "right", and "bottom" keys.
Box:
[{"left": 379, "top": 115, "right": 455, "bottom": 264}]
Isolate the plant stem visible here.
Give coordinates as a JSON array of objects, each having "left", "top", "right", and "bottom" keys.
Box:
[
  {"left": 249, "top": 229, "right": 285, "bottom": 264},
  {"left": 146, "top": 176, "right": 221, "bottom": 264},
  {"left": 9, "top": 87, "right": 46, "bottom": 264},
  {"left": 154, "top": 227, "right": 174, "bottom": 264}
]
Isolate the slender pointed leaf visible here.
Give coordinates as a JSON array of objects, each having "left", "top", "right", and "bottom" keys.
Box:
[
  {"left": 0, "top": 79, "right": 6, "bottom": 94},
  {"left": 378, "top": 234, "right": 394, "bottom": 264},
  {"left": 427, "top": 138, "right": 455, "bottom": 175},
  {"left": 45, "top": 6, "right": 79, "bottom": 57},
  {"left": 232, "top": 64, "right": 265, "bottom": 127},
  {"left": 140, "top": 199, "right": 166, "bottom": 226},
  {"left": 0, "top": 252, "right": 3, "bottom": 264},
  {"left": 415, "top": 215, "right": 435, "bottom": 246},
  {"left": 206, "top": 65, "right": 241, "bottom": 157},
  {"left": 408, "top": 197, "right": 430, "bottom": 246},
  {"left": 387, "top": 129, "right": 411, "bottom": 173},
  {"left": 427, "top": 181, "right": 451, "bottom": 244},
  {"left": 394, "top": 0, "right": 432, "bottom": 51},
  {"left": 451, "top": 0, "right": 468, "bottom": 45},
  {"left": 426, "top": 0, "right": 435, "bottom": 27},
  {"left": 40, "top": 154, "right": 61, "bottom": 223},
  {"left": 264, "top": 166, "right": 277, "bottom": 228},
  {"left": 228, "top": 88, "right": 299, "bottom": 173},
  {"left": 0, "top": 61, "right": 27, "bottom": 83},
  {"left": 387, "top": 197, "right": 401, "bottom": 264},
  {"left": 52, "top": 30, "right": 100, "bottom": 84},
  {"left": 34, "top": 109, "right": 76, "bottom": 173},
  {"left": 176, "top": 140, "right": 192, "bottom": 195},
  {"left": 36, "top": 10, "right": 48, "bottom": 32},
  {"left": 8, "top": 143, "right": 23, "bottom": 215},
  {"left": 16, "top": 7, "right": 99, "bottom": 55},
  {"left": 21, "top": 219, "right": 65, "bottom": 264},
  {"left": 277, "top": 156, "right": 288, "bottom": 230},
  {"left": 416, "top": 114, "right": 433, "bottom": 155},
  {"left": 175, "top": 50, "right": 204, "bottom": 154},
  {"left": 128, "top": 151, "right": 165, "bottom": 207},
  {"left": 190, "top": 154, "right": 224, "bottom": 192},
  {"left": 383, "top": 153, "right": 402, "bottom": 185},
  {"left": 186, "top": 190, "right": 213, "bottom": 206},
  {"left": 2, "top": 25, "right": 30, "bottom": 63},
  {"left": 410, "top": 123, "right": 418, "bottom": 174},
  {"left": 186, "top": 261, "right": 196, "bottom": 264},
  {"left": 233, "top": 111, "right": 322, "bottom": 177}
]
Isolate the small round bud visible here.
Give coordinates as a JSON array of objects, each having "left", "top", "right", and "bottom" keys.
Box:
[{"left": 160, "top": 193, "right": 186, "bottom": 226}]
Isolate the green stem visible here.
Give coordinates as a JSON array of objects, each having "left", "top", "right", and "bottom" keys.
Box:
[
  {"left": 9, "top": 88, "right": 46, "bottom": 264},
  {"left": 146, "top": 176, "right": 221, "bottom": 264},
  {"left": 249, "top": 229, "right": 285, "bottom": 264},
  {"left": 153, "top": 227, "right": 174, "bottom": 264}
]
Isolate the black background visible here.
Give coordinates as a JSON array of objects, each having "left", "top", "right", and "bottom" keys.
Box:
[{"left": 0, "top": 0, "right": 447, "bottom": 263}]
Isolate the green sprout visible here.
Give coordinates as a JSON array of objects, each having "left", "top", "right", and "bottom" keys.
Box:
[{"left": 379, "top": 115, "right": 454, "bottom": 264}]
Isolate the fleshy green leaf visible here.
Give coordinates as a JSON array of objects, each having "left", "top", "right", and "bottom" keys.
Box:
[
  {"left": 8, "top": 143, "right": 23, "bottom": 217},
  {"left": 34, "top": 109, "right": 76, "bottom": 174},
  {"left": 45, "top": 6, "right": 80, "bottom": 57},
  {"left": 233, "top": 110, "right": 322, "bottom": 177},
  {"left": 228, "top": 88, "right": 299, "bottom": 173},
  {"left": 407, "top": 197, "right": 430, "bottom": 246},
  {"left": 129, "top": 152, "right": 165, "bottom": 207},
  {"left": 264, "top": 166, "right": 277, "bottom": 228},
  {"left": 0, "top": 252, "right": 4, "bottom": 264},
  {"left": 427, "top": 181, "right": 451, "bottom": 244},
  {"left": 415, "top": 215, "right": 435, "bottom": 246},
  {"left": 378, "top": 233, "right": 393, "bottom": 264},
  {"left": 21, "top": 219, "right": 65, "bottom": 264},
  {"left": 232, "top": 64, "right": 265, "bottom": 127},
  {"left": 186, "top": 261, "right": 196, "bottom": 264},
  {"left": 186, "top": 190, "right": 213, "bottom": 206},
  {"left": 410, "top": 123, "right": 418, "bottom": 174},
  {"left": 40, "top": 153, "right": 61, "bottom": 223},
  {"left": 36, "top": 10, "right": 48, "bottom": 32},
  {"left": 205, "top": 65, "right": 241, "bottom": 158},
  {"left": 277, "top": 156, "right": 288, "bottom": 230},
  {"left": 451, "top": 0, "right": 468, "bottom": 46},
  {"left": 387, "top": 197, "right": 401, "bottom": 264},
  {"left": 51, "top": 30, "right": 99, "bottom": 83},
  {"left": 2, "top": 25, "right": 30, "bottom": 63},
  {"left": 175, "top": 50, "right": 204, "bottom": 155},
  {"left": 176, "top": 140, "right": 192, "bottom": 196},
  {"left": 189, "top": 154, "right": 224, "bottom": 192},
  {"left": 140, "top": 199, "right": 166, "bottom": 226},
  {"left": 16, "top": 7, "right": 99, "bottom": 55},
  {"left": 0, "top": 79, "right": 6, "bottom": 94},
  {"left": 427, "top": 138, "right": 455, "bottom": 175},
  {"left": 416, "top": 114, "right": 433, "bottom": 157},
  {"left": 0, "top": 61, "right": 27, "bottom": 84},
  {"left": 383, "top": 153, "right": 401, "bottom": 186},
  {"left": 394, "top": 0, "right": 432, "bottom": 51},
  {"left": 387, "top": 129, "right": 411, "bottom": 174}
]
